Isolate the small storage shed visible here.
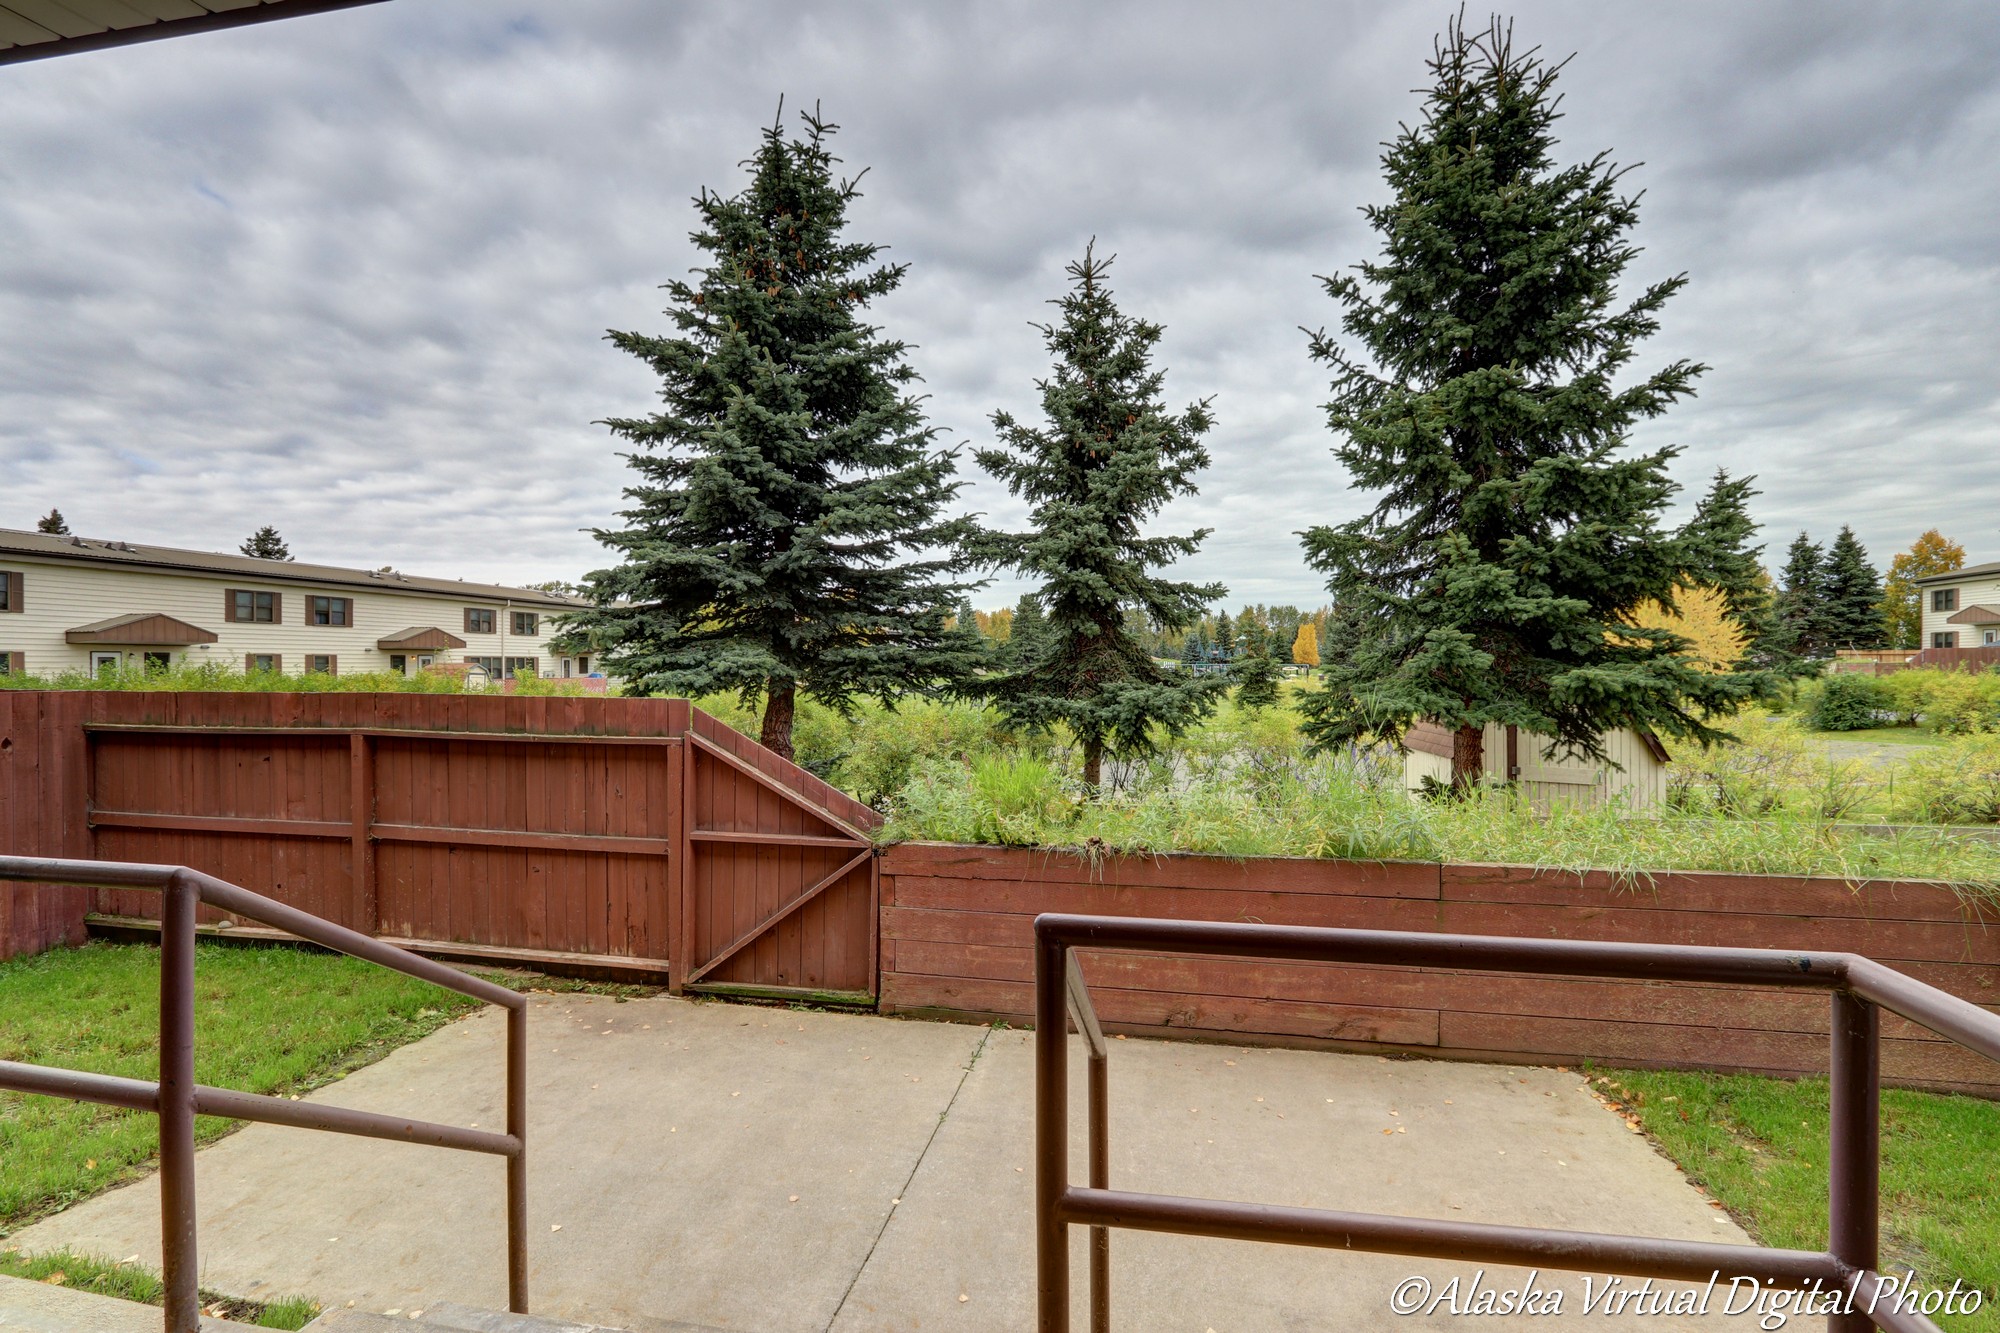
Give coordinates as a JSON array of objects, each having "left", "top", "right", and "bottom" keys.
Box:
[{"left": 1403, "top": 720, "right": 1669, "bottom": 810}]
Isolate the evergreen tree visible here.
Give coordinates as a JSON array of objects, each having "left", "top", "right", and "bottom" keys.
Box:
[
  {"left": 1232, "top": 620, "right": 1283, "bottom": 711},
  {"left": 1214, "top": 611, "right": 1235, "bottom": 661},
  {"left": 35, "top": 509, "right": 69, "bottom": 535},
  {"left": 973, "top": 245, "right": 1225, "bottom": 790},
  {"left": 240, "top": 526, "right": 292, "bottom": 560},
  {"left": 1297, "top": 16, "right": 1765, "bottom": 787},
  {"left": 1678, "top": 470, "right": 1771, "bottom": 642},
  {"left": 1179, "top": 632, "right": 1201, "bottom": 670},
  {"left": 1882, "top": 530, "right": 1965, "bottom": 649},
  {"left": 1769, "top": 532, "right": 1829, "bottom": 660},
  {"left": 571, "top": 107, "right": 981, "bottom": 758},
  {"left": 1821, "top": 526, "right": 1886, "bottom": 650},
  {"left": 1008, "top": 593, "right": 1048, "bottom": 668}
]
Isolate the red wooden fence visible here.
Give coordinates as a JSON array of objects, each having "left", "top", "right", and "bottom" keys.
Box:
[
  {"left": 878, "top": 842, "right": 2000, "bottom": 1095},
  {"left": 0, "top": 691, "right": 880, "bottom": 999}
]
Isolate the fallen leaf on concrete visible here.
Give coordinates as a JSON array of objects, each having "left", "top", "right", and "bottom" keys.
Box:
[
  {"left": 551, "top": 1224, "right": 562, "bottom": 1232},
  {"left": 959, "top": 1294, "right": 969, "bottom": 1302},
  {"left": 789, "top": 1195, "right": 799, "bottom": 1203}
]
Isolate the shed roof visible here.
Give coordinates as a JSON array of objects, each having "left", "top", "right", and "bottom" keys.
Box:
[
  {"left": 0, "top": 0, "right": 384, "bottom": 66},
  {"left": 66, "top": 612, "right": 219, "bottom": 646}
]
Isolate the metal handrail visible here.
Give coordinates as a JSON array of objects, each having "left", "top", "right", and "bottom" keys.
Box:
[
  {"left": 1034, "top": 914, "right": 2000, "bottom": 1333},
  {"left": 0, "top": 855, "right": 529, "bottom": 1333}
]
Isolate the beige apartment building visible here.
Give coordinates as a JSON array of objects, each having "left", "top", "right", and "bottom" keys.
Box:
[
  {"left": 0, "top": 528, "right": 593, "bottom": 682},
  {"left": 1912, "top": 560, "right": 2000, "bottom": 650}
]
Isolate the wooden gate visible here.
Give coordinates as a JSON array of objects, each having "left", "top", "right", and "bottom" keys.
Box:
[{"left": 0, "top": 691, "right": 881, "bottom": 1000}]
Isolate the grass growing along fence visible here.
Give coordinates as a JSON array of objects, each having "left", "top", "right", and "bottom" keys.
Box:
[
  {"left": 0, "top": 1246, "right": 319, "bottom": 1329},
  {"left": 0, "top": 661, "right": 593, "bottom": 695},
  {"left": 0, "top": 941, "right": 481, "bottom": 1233}
]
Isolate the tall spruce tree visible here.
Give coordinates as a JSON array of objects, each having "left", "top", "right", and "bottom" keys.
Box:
[
  {"left": 1233, "top": 619, "right": 1283, "bottom": 711},
  {"left": 1770, "top": 532, "right": 1829, "bottom": 661},
  {"left": 1679, "top": 470, "right": 1771, "bottom": 641},
  {"left": 1215, "top": 611, "right": 1235, "bottom": 660},
  {"left": 240, "top": 526, "right": 292, "bottom": 560},
  {"left": 973, "top": 246, "right": 1225, "bottom": 790},
  {"left": 1007, "top": 593, "right": 1048, "bottom": 668},
  {"left": 1297, "top": 16, "right": 1764, "bottom": 787},
  {"left": 572, "top": 107, "right": 981, "bottom": 758},
  {"left": 1821, "top": 526, "right": 1886, "bottom": 650},
  {"left": 35, "top": 509, "right": 69, "bottom": 535}
]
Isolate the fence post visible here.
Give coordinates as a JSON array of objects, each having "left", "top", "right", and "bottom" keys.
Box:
[
  {"left": 506, "top": 1002, "right": 529, "bottom": 1313},
  {"left": 1036, "top": 929, "right": 1070, "bottom": 1333},
  {"left": 159, "top": 870, "right": 201, "bottom": 1333},
  {"left": 350, "top": 731, "right": 376, "bottom": 935},
  {"left": 1828, "top": 990, "right": 1879, "bottom": 1332}
]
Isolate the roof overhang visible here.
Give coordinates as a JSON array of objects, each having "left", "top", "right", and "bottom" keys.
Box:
[
  {"left": 0, "top": 1, "right": 387, "bottom": 67},
  {"left": 377, "top": 626, "right": 466, "bottom": 651},
  {"left": 67, "top": 613, "right": 219, "bottom": 646},
  {"left": 1947, "top": 604, "right": 2000, "bottom": 626}
]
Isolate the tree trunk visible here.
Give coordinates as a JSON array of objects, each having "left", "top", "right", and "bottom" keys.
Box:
[
  {"left": 1082, "top": 739, "right": 1104, "bottom": 795},
  {"left": 1450, "top": 723, "right": 1484, "bottom": 792},
  {"left": 760, "top": 679, "right": 796, "bottom": 760}
]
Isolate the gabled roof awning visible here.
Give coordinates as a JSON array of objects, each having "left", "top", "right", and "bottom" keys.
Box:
[
  {"left": 66, "top": 613, "right": 219, "bottom": 646},
  {"left": 377, "top": 626, "right": 466, "bottom": 651},
  {"left": 1947, "top": 604, "right": 2000, "bottom": 625}
]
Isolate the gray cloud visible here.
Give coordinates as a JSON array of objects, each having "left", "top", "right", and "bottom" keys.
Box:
[{"left": 2, "top": 0, "right": 1996, "bottom": 610}]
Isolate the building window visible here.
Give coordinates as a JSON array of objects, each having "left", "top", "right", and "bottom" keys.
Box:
[
  {"left": 1, "top": 652, "right": 22, "bottom": 675},
  {"left": 309, "top": 596, "right": 352, "bottom": 627},
  {"left": 1931, "top": 632, "right": 1958, "bottom": 649},
  {"left": 505, "top": 656, "right": 539, "bottom": 680},
  {"left": 227, "top": 589, "right": 279, "bottom": 623},
  {"left": 389, "top": 653, "right": 408, "bottom": 674},
  {"left": 1986, "top": 630, "right": 2000, "bottom": 647},
  {"left": 246, "top": 653, "right": 282, "bottom": 673},
  {"left": 511, "top": 611, "right": 539, "bottom": 636},
  {"left": 1932, "top": 589, "right": 1958, "bottom": 612},
  {"left": 305, "top": 654, "right": 337, "bottom": 675},
  {"left": 467, "top": 655, "right": 503, "bottom": 681},
  {"left": 0, "top": 570, "right": 20, "bottom": 612},
  {"left": 143, "top": 651, "right": 171, "bottom": 671},
  {"left": 465, "top": 607, "right": 496, "bottom": 634},
  {"left": 577, "top": 655, "right": 590, "bottom": 675}
]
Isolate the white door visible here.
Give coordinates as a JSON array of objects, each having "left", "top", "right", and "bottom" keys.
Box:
[{"left": 89, "top": 650, "right": 122, "bottom": 675}]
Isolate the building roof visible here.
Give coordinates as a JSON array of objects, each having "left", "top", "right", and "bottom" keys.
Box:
[
  {"left": 66, "top": 612, "right": 219, "bottom": 646},
  {"left": 0, "top": 0, "right": 385, "bottom": 67},
  {"left": 1947, "top": 604, "right": 2000, "bottom": 626},
  {"left": 0, "top": 528, "right": 586, "bottom": 610},
  {"left": 1912, "top": 560, "right": 2000, "bottom": 586}
]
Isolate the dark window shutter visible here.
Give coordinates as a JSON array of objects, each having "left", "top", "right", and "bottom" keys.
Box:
[
  {"left": 272, "top": 593, "right": 282, "bottom": 625},
  {"left": 5, "top": 651, "right": 23, "bottom": 674},
  {"left": 328, "top": 655, "right": 337, "bottom": 676},
  {"left": 245, "top": 653, "right": 255, "bottom": 671},
  {"left": 9, "top": 570, "right": 21, "bottom": 612},
  {"left": 224, "top": 589, "right": 237, "bottom": 623}
]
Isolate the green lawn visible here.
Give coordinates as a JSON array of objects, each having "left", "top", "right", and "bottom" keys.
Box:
[
  {"left": 0, "top": 1247, "right": 318, "bottom": 1329},
  {"left": 1601, "top": 1068, "right": 1999, "bottom": 1332},
  {"left": 0, "top": 941, "right": 481, "bottom": 1232}
]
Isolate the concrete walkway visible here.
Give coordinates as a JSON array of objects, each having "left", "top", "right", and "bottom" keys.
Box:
[{"left": 9, "top": 996, "right": 1778, "bottom": 1331}]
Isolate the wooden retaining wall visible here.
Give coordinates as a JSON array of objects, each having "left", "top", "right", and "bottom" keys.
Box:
[{"left": 878, "top": 843, "right": 2000, "bottom": 1095}]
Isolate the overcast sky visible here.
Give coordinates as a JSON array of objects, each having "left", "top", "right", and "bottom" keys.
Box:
[{"left": 3, "top": 1, "right": 1997, "bottom": 609}]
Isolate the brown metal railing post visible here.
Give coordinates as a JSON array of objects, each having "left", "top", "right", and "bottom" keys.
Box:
[
  {"left": 1828, "top": 990, "right": 1879, "bottom": 1333},
  {"left": 507, "top": 1001, "right": 529, "bottom": 1313},
  {"left": 159, "top": 870, "right": 201, "bottom": 1333},
  {"left": 1087, "top": 1042, "right": 1109, "bottom": 1333},
  {"left": 1036, "top": 931, "right": 1070, "bottom": 1332}
]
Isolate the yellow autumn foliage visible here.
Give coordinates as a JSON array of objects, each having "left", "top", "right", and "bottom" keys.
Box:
[{"left": 1625, "top": 584, "right": 1748, "bottom": 672}]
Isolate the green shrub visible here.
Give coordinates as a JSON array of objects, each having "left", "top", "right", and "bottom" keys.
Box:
[
  {"left": 1876, "top": 669, "right": 1937, "bottom": 726},
  {"left": 1925, "top": 671, "right": 2000, "bottom": 736},
  {"left": 1808, "top": 674, "right": 1887, "bottom": 731},
  {"left": 1887, "top": 735, "right": 2000, "bottom": 824}
]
